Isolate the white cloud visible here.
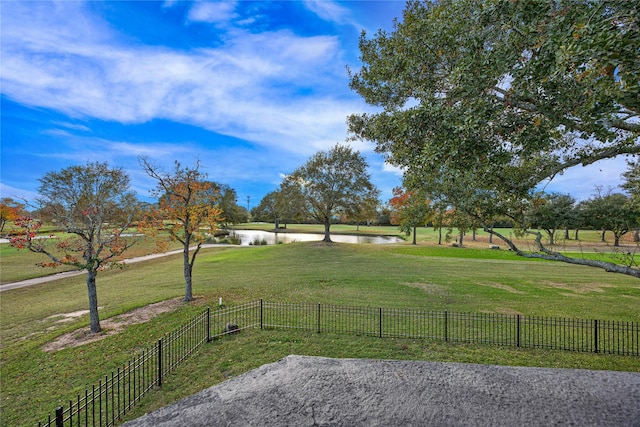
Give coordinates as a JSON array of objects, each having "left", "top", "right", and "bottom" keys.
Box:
[
  {"left": 0, "top": 1, "right": 360, "bottom": 159},
  {"left": 304, "top": 1, "right": 349, "bottom": 22},
  {"left": 540, "top": 157, "right": 627, "bottom": 201},
  {"left": 187, "top": 1, "right": 238, "bottom": 24},
  {"left": 303, "top": 0, "right": 359, "bottom": 29},
  {"left": 0, "top": 1, "right": 405, "bottom": 202},
  {"left": 382, "top": 162, "right": 405, "bottom": 176},
  {"left": 0, "top": 183, "right": 39, "bottom": 202},
  {"left": 52, "top": 122, "right": 91, "bottom": 132}
]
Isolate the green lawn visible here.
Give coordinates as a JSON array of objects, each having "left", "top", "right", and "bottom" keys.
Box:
[
  {"left": 0, "top": 235, "right": 184, "bottom": 284},
  {"left": 1, "top": 238, "right": 639, "bottom": 425}
]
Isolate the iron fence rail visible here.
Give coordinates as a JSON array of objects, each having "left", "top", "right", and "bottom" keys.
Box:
[
  {"left": 38, "top": 308, "right": 211, "bottom": 427},
  {"left": 38, "top": 300, "right": 638, "bottom": 427},
  {"left": 258, "top": 301, "right": 639, "bottom": 355}
]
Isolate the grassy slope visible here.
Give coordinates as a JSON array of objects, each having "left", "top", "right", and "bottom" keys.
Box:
[
  {"left": 1, "top": 240, "right": 639, "bottom": 425},
  {"left": 0, "top": 236, "right": 186, "bottom": 285}
]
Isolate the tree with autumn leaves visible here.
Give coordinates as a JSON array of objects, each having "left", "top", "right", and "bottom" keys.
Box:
[
  {"left": 140, "top": 158, "right": 223, "bottom": 301},
  {"left": 0, "top": 198, "right": 25, "bottom": 236},
  {"left": 388, "top": 187, "right": 432, "bottom": 245},
  {"left": 10, "top": 162, "right": 139, "bottom": 333}
]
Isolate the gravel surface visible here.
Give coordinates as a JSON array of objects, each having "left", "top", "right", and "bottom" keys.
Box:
[{"left": 122, "top": 355, "right": 640, "bottom": 427}]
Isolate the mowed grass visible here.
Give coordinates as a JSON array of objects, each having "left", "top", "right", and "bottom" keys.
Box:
[
  {"left": 0, "top": 236, "right": 184, "bottom": 284},
  {"left": 1, "top": 240, "right": 640, "bottom": 425}
]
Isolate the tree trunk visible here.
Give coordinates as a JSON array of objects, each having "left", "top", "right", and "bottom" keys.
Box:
[
  {"left": 487, "top": 227, "right": 640, "bottom": 279},
  {"left": 412, "top": 225, "right": 417, "bottom": 245},
  {"left": 634, "top": 229, "right": 639, "bottom": 242},
  {"left": 472, "top": 229, "right": 477, "bottom": 241},
  {"left": 614, "top": 234, "right": 620, "bottom": 247},
  {"left": 601, "top": 228, "right": 606, "bottom": 242},
  {"left": 489, "top": 224, "right": 494, "bottom": 243},
  {"left": 183, "top": 246, "right": 193, "bottom": 301},
  {"left": 86, "top": 269, "right": 102, "bottom": 334},
  {"left": 574, "top": 229, "right": 579, "bottom": 240},
  {"left": 323, "top": 217, "right": 332, "bottom": 242},
  {"left": 182, "top": 231, "right": 194, "bottom": 301},
  {"left": 564, "top": 226, "right": 570, "bottom": 240},
  {"left": 459, "top": 232, "right": 464, "bottom": 246},
  {"left": 547, "top": 230, "right": 555, "bottom": 246},
  {"left": 438, "top": 227, "right": 442, "bottom": 245}
]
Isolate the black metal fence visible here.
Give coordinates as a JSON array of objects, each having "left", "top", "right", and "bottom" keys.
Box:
[
  {"left": 38, "top": 308, "right": 212, "bottom": 427},
  {"left": 38, "top": 300, "right": 639, "bottom": 426},
  {"left": 258, "top": 301, "right": 639, "bottom": 356}
]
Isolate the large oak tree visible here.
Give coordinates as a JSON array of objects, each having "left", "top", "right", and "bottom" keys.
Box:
[
  {"left": 348, "top": 0, "right": 639, "bottom": 277},
  {"left": 290, "top": 144, "right": 380, "bottom": 242}
]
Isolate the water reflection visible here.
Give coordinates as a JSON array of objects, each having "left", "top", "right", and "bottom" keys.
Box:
[{"left": 228, "top": 230, "right": 402, "bottom": 245}]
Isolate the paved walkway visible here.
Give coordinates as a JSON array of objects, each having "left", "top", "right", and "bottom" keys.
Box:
[{"left": 0, "top": 245, "right": 235, "bottom": 292}]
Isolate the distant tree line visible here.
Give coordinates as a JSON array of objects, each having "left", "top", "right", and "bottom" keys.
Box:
[{"left": 385, "top": 160, "right": 639, "bottom": 249}]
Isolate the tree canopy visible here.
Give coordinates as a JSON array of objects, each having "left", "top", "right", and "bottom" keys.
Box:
[
  {"left": 0, "top": 198, "right": 25, "bottom": 235},
  {"left": 251, "top": 191, "right": 280, "bottom": 225},
  {"left": 291, "top": 144, "right": 380, "bottom": 242},
  {"left": 388, "top": 187, "right": 432, "bottom": 244},
  {"left": 622, "top": 159, "right": 640, "bottom": 206},
  {"left": 525, "top": 193, "right": 576, "bottom": 245},
  {"left": 348, "top": 0, "right": 639, "bottom": 277},
  {"left": 211, "top": 182, "right": 247, "bottom": 226},
  {"left": 10, "top": 162, "right": 138, "bottom": 332}
]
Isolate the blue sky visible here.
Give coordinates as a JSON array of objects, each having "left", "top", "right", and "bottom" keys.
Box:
[{"left": 0, "top": 0, "right": 629, "bottom": 211}]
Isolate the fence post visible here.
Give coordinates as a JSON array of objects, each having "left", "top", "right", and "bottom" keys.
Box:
[
  {"left": 260, "top": 299, "right": 263, "bottom": 329},
  {"left": 55, "top": 406, "right": 63, "bottom": 427},
  {"left": 444, "top": 311, "right": 448, "bottom": 342},
  {"left": 379, "top": 308, "right": 383, "bottom": 338},
  {"left": 206, "top": 307, "right": 211, "bottom": 343},
  {"left": 594, "top": 319, "right": 599, "bottom": 354},
  {"left": 157, "top": 339, "right": 163, "bottom": 387},
  {"left": 517, "top": 315, "right": 521, "bottom": 348},
  {"left": 206, "top": 307, "right": 211, "bottom": 342},
  {"left": 317, "top": 303, "right": 321, "bottom": 334}
]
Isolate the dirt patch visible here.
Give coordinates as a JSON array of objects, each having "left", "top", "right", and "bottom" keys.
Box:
[
  {"left": 45, "top": 308, "right": 101, "bottom": 323},
  {"left": 42, "top": 298, "right": 185, "bottom": 352},
  {"left": 541, "top": 280, "right": 613, "bottom": 294},
  {"left": 476, "top": 281, "right": 527, "bottom": 295},
  {"left": 309, "top": 241, "right": 336, "bottom": 247},
  {"left": 403, "top": 282, "right": 448, "bottom": 295}
]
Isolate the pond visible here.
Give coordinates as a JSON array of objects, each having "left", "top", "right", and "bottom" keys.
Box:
[{"left": 227, "top": 230, "right": 403, "bottom": 246}]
